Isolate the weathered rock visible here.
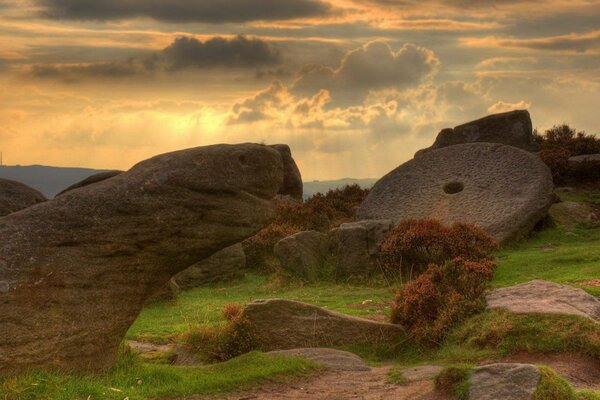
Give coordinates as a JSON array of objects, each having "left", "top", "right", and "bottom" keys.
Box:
[
  {"left": 147, "top": 278, "right": 180, "bottom": 303},
  {"left": 270, "top": 144, "right": 303, "bottom": 200},
  {"left": 274, "top": 231, "right": 329, "bottom": 281},
  {"left": 416, "top": 110, "right": 538, "bottom": 156},
  {"left": 358, "top": 143, "right": 555, "bottom": 243},
  {"left": 329, "top": 220, "right": 392, "bottom": 278},
  {"left": 469, "top": 363, "right": 540, "bottom": 400},
  {"left": 0, "top": 143, "right": 287, "bottom": 375},
  {"left": 242, "top": 299, "right": 404, "bottom": 350},
  {"left": 56, "top": 170, "right": 123, "bottom": 196},
  {"left": 268, "top": 348, "right": 370, "bottom": 371},
  {"left": 0, "top": 178, "right": 46, "bottom": 216},
  {"left": 548, "top": 201, "right": 594, "bottom": 227},
  {"left": 401, "top": 365, "right": 444, "bottom": 382},
  {"left": 487, "top": 280, "right": 600, "bottom": 322},
  {"left": 174, "top": 243, "right": 246, "bottom": 289},
  {"left": 568, "top": 154, "right": 600, "bottom": 165}
]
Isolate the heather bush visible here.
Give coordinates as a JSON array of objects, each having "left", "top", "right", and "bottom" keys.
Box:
[
  {"left": 390, "top": 258, "right": 496, "bottom": 345},
  {"left": 379, "top": 219, "right": 498, "bottom": 276},
  {"left": 184, "top": 304, "right": 258, "bottom": 363}
]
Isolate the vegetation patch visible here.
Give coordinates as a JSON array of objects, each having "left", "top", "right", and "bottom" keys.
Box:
[
  {"left": 533, "top": 366, "right": 578, "bottom": 400},
  {"left": 434, "top": 365, "right": 473, "bottom": 400}
]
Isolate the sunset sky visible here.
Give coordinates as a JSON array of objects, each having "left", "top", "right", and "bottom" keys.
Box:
[{"left": 0, "top": 0, "right": 598, "bottom": 180}]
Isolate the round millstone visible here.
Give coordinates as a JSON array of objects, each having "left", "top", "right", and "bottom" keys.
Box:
[{"left": 358, "top": 143, "right": 554, "bottom": 243}]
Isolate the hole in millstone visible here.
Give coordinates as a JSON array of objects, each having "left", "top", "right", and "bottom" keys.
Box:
[{"left": 443, "top": 181, "right": 464, "bottom": 194}]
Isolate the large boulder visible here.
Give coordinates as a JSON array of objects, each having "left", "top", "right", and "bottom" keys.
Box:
[
  {"left": 486, "top": 280, "right": 600, "bottom": 322},
  {"left": 242, "top": 299, "right": 404, "bottom": 350},
  {"left": 274, "top": 231, "right": 329, "bottom": 281},
  {"left": 548, "top": 201, "right": 594, "bottom": 227},
  {"left": 56, "top": 170, "right": 123, "bottom": 196},
  {"left": 469, "top": 363, "right": 540, "bottom": 400},
  {"left": 0, "top": 178, "right": 46, "bottom": 216},
  {"left": 329, "top": 220, "right": 392, "bottom": 278},
  {"left": 0, "top": 143, "right": 287, "bottom": 375},
  {"left": 269, "top": 144, "right": 303, "bottom": 200},
  {"left": 358, "top": 143, "right": 555, "bottom": 243},
  {"left": 174, "top": 243, "right": 246, "bottom": 289},
  {"left": 416, "top": 110, "right": 538, "bottom": 156}
]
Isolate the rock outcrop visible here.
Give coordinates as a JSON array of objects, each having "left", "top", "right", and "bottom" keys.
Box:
[
  {"left": 358, "top": 143, "right": 555, "bottom": 243},
  {"left": 174, "top": 243, "right": 246, "bottom": 289},
  {"left": 486, "top": 280, "right": 600, "bottom": 322},
  {"left": 274, "top": 231, "right": 329, "bottom": 281},
  {"left": 416, "top": 110, "right": 538, "bottom": 156},
  {"left": 242, "top": 299, "right": 404, "bottom": 350},
  {"left": 270, "top": 144, "right": 303, "bottom": 200},
  {"left": 469, "top": 363, "right": 540, "bottom": 400},
  {"left": 0, "top": 143, "right": 287, "bottom": 375},
  {"left": 56, "top": 170, "right": 123, "bottom": 196},
  {"left": 329, "top": 220, "right": 392, "bottom": 278},
  {"left": 267, "top": 348, "right": 370, "bottom": 371},
  {"left": 0, "top": 178, "right": 46, "bottom": 216}
]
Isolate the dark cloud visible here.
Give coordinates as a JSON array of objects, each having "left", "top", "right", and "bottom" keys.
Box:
[
  {"left": 29, "top": 35, "right": 281, "bottom": 81},
  {"left": 36, "top": 0, "right": 333, "bottom": 23}
]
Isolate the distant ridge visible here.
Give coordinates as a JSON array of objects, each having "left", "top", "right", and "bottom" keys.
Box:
[{"left": 0, "top": 165, "right": 377, "bottom": 200}]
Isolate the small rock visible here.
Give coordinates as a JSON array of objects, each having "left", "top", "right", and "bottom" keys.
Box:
[
  {"left": 274, "top": 231, "right": 329, "bottom": 281},
  {"left": 401, "top": 365, "right": 444, "bottom": 382},
  {"left": 174, "top": 244, "right": 246, "bottom": 289},
  {"left": 268, "top": 348, "right": 369, "bottom": 371},
  {"left": 548, "top": 201, "right": 593, "bottom": 227},
  {"left": 469, "top": 363, "right": 540, "bottom": 400}
]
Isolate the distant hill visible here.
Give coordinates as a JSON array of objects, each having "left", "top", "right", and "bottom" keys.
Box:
[
  {"left": 0, "top": 165, "right": 377, "bottom": 200},
  {"left": 303, "top": 178, "right": 377, "bottom": 199},
  {"left": 0, "top": 165, "right": 109, "bottom": 198}
]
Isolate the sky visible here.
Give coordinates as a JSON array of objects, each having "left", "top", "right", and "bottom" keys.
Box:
[{"left": 0, "top": 0, "right": 598, "bottom": 180}]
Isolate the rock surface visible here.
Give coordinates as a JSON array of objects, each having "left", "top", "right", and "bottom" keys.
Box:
[
  {"left": 469, "top": 363, "right": 540, "bottom": 400},
  {"left": 416, "top": 110, "right": 538, "bottom": 156},
  {"left": 358, "top": 143, "right": 555, "bottom": 243},
  {"left": 56, "top": 170, "right": 123, "bottom": 196},
  {"left": 0, "top": 178, "right": 47, "bottom": 216},
  {"left": 568, "top": 154, "right": 600, "bottom": 164},
  {"left": 401, "top": 365, "right": 444, "bottom": 382},
  {"left": 329, "top": 220, "right": 392, "bottom": 278},
  {"left": 268, "top": 348, "right": 370, "bottom": 371},
  {"left": 242, "top": 299, "right": 404, "bottom": 350},
  {"left": 147, "top": 277, "right": 180, "bottom": 303},
  {"left": 486, "top": 280, "right": 600, "bottom": 322},
  {"left": 0, "top": 143, "right": 286, "bottom": 375},
  {"left": 174, "top": 243, "right": 246, "bottom": 289},
  {"left": 274, "top": 231, "right": 329, "bottom": 281},
  {"left": 548, "top": 201, "right": 593, "bottom": 227},
  {"left": 270, "top": 144, "right": 303, "bottom": 200}
]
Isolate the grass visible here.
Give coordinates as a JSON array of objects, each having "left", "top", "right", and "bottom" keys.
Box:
[
  {"left": 434, "top": 365, "right": 472, "bottom": 400},
  {"left": 0, "top": 348, "right": 318, "bottom": 400},
  {"left": 533, "top": 366, "right": 578, "bottom": 400}
]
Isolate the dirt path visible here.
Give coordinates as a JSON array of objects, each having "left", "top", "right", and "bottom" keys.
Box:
[{"left": 200, "top": 366, "right": 450, "bottom": 400}]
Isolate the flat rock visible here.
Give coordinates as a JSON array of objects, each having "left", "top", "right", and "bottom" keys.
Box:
[
  {"left": 0, "top": 143, "right": 286, "bottom": 375},
  {"left": 548, "top": 201, "right": 593, "bottom": 227},
  {"left": 0, "top": 178, "right": 46, "bottom": 216},
  {"left": 401, "top": 365, "right": 444, "bottom": 382},
  {"left": 174, "top": 243, "right": 246, "bottom": 289},
  {"left": 274, "top": 231, "right": 329, "bottom": 281},
  {"left": 358, "top": 143, "right": 555, "bottom": 243},
  {"left": 417, "top": 110, "right": 538, "bottom": 156},
  {"left": 56, "top": 170, "right": 123, "bottom": 196},
  {"left": 242, "top": 299, "right": 404, "bottom": 351},
  {"left": 568, "top": 154, "right": 600, "bottom": 164},
  {"left": 268, "top": 348, "right": 370, "bottom": 371},
  {"left": 469, "top": 363, "right": 540, "bottom": 400},
  {"left": 486, "top": 280, "right": 600, "bottom": 322}
]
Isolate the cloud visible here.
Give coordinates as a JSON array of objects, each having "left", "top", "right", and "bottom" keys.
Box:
[
  {"left": 35, "top": 0, "right": 333, "bottom": 23},
  {"left": 29, "top": 35, "right": 281, "bottom": 81},
  {"left": 292, "top": 41, "right": 440, "bottom": 107},
  {"left": 488, "top": 100, "right": 531, "bottom": 113},
  {"left": 462, "top": 30, "right": 600, "bottom": 54}
]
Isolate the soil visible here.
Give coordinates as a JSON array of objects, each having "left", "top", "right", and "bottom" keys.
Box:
[
  {"left": 485, "top": 352, "right": 600, "bottom": 390},
  {"left": 579, "top": 279, "right": 600, "bottom": 289},
  {"left": 195, "top": 366, "right": 451, "bottom": 400}
]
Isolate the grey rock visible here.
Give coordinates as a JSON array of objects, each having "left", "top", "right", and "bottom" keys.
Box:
[
  {"left": 56, "top": 170, "right": 123, "bottom": 196},
  {"left": 242, "top": 299, "right": 404, "bottom": 351},
  {"left": 270, "top": 144, "right": 303, "bottom": 200},
  {"left": 417, "top": 110, "right": 538, "bottom": 156},
  {"left": 0, "top": 178, "right": 46, "bottom": 216},
  {"left": 487, "top": 280, "right": 600, "bottom": 322},
  {"left": 174, "top": 243, "right": 246, "bottom": 289},
  {"left": 359, "top": 143, "right": 555, "bottom": 243},
  {"left": 0, "top": 143, "right": 286, "bottom": 375},
  {"left": 329, "top": 220, "right": 392, "bottom": 278},
  {"left": 548, "top": 201, "right": 593, "bottom": 227},
  {"left": 268, "top": 348, "right": 370, "bottom": 371},
  {"left": 401, "top": 365, "right": 444, "bottom": 382},
  {"left": 274, "top": 231, "right": 329, "bottom": 281},
  {"left": 147, "top": 278, "right": 180, "bottom": 303},
  {"left": 568, "top": 154, "right": 600, "bottom": 164},
  {"left": 469, "top": 363, "right": 540, "bottom": 400}
]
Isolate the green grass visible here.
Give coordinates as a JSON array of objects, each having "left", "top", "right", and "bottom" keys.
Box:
[
  {"left": 434, "top": 365, "right": 473, "bottom": 400},
  {"left": 533, "top": 366, "right": 578, "bottom": 400},
  {"left": 0, "top": 348, "right": 318, "bottom": 400},
  {"left": 127, "top": 274, "right": 395, "bottom": 343}
]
